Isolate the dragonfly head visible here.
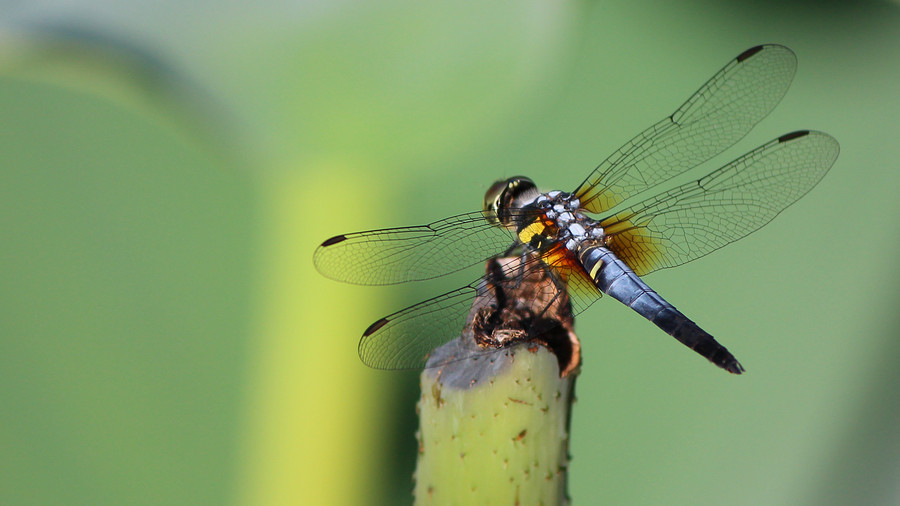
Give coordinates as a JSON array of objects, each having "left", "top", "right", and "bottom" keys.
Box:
[{"left": 483, "top": 176, "right": 539, "bottom": 229}]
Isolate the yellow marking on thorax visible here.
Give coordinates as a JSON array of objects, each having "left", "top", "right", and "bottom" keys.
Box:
[{"left": 517, "top": 217, "right": 556, "bottom": 247}]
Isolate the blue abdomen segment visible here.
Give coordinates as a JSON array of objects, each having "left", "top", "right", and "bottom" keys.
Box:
[{"left": 579, "top": 246, "right": 744, "bottom": 374}]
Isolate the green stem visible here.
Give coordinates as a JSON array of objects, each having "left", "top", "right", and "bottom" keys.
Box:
[
  {"left": 414, "top": 343, "right": 577, "bottom": 505},
  {"left": 412, "top": 255, "right": 580, "bottom": 505}
]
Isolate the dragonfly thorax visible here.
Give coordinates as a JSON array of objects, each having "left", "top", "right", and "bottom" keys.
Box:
[
  {"left": 532, "top": 190, "right": 605, "bottom": 252},
  {"left": 484, "top": 178, "right": 604, "bottom": 252}
]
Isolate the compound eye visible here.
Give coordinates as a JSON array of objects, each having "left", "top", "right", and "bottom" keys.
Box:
[
  {"left": 503, "top": 177, "right": 538, "bottom": 211},
  {"left": 483, "top": 176, "right": 538, "bottom": 229},
  {"left": 483, "top": 180, "right": 508, "bottom": 215}
]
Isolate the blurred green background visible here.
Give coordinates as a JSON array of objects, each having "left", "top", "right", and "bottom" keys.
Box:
[{"left": 2, "top": 1, "right": 899, "bottom": 504}]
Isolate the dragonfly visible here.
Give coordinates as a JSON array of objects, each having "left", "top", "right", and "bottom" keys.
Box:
[{"left": 314, "top": 44, "right": 839, "bottom": 374}]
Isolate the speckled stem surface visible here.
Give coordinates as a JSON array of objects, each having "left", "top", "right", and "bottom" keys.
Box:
[{"left": 413, "top": 343, "right": 577, "bottom": 505}]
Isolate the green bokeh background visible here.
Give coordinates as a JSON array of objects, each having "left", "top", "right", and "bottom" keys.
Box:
[{"left": 2, "top": 1, "right": 899, "bottom": 504}]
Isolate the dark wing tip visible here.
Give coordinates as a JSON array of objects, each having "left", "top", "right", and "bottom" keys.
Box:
[
  {"left": 363, "top": 317, "right": 389, "bottom": 337},
  {"left": 736, "top": 45, "right": 765, "bottom": 62},
  {"left": 320, "top": 234, "right": 348, "bottom": 247},
  {"left": 777, "top": 130, "right": 810, "bottom": 143}
]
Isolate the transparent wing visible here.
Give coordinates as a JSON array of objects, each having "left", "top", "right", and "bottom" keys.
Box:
[
  {"left": 600, "top": 131, "right": 839, "bottom": 276},
  {"left": 538, "top": 244, "right": 603, "bottom": 315},
  {"left": 575, "top": 44, "right": 797, "bottom": 214},
  {"left": 358, "top": 251, "right": 602, "bottom": 370},
  {"left": 358, "top": 282, "right": 483, "bottom": 369},
  {"left": 313, "top": 210, "right": 532, "bottom": 285}
]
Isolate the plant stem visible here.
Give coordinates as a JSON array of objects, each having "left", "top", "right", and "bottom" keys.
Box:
[{"left": 413, "top": 256, "right": 580, "bottom": 505}]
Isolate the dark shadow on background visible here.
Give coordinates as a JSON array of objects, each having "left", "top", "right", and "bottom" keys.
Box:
[
  {"left": 0, "top": 22, "right": 249, "bottom": 165},
  {"left": 382, "top": 370, "right": 423, "bottom": 505},
  {"left": 806, "top": 277, "right": 900, "bottom": 505},
  {"left": 579, "top": 0, "right": 887, "bottom": 13}
]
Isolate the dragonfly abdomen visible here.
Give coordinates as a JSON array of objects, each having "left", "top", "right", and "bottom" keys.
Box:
[{"left": 578, "top": 246, "right": 744, "bottom": 374}]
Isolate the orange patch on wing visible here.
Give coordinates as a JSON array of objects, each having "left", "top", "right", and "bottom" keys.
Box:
[
  {"left": 600, "top": 214, "right": 665, "bottom": 277},
  {"left": 576, "top": 185, "right": 623, "bottom": 215},
  {"left": 541, "top": 245, "right": 583, "bottom": 278},
  {"left": 541, "top": 245, "right": 597, "bottom": 299}
]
